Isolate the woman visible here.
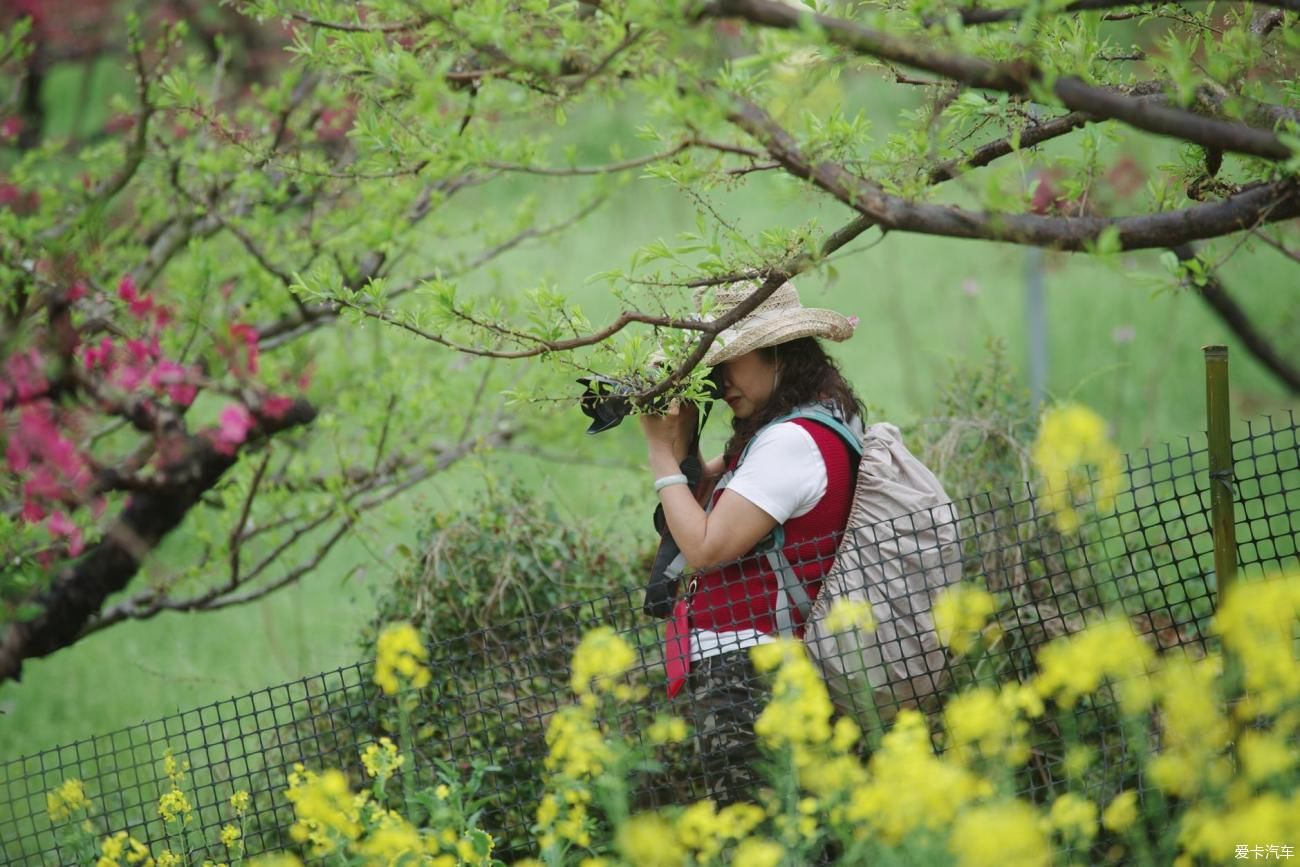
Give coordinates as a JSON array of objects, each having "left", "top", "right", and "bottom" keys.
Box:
[{"left": 639, "top": 280, "right": 864, "bottom": 804}]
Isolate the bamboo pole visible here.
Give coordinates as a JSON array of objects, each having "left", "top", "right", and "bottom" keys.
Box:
[{"left": 1203, "top": 344, "right": 1236, "bottom": 602}]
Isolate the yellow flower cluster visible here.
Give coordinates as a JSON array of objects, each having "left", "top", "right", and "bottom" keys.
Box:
[
  {"left": 845, "top": 710, "right": 990, "bottom": 844},
  {"left": 282, "top": 759, "right": 492, "bottom": 867},
  {"left": 96, "top": 830, "right": 154, "bottom": 867},
  {"left": 823, "top": 597, "right": 876, "bottom": 633},
  {"left": 1215, "top": 572, "right": 1300, "bottom": 715},
  {"left": 360, "top": 736, "right": 405, "bottom": 783},
  {"left": 1031, "top": 402, "right": 1123, "bottom": 533},
  {"left": 569, "top": 625, "right": 638, "bottom": 698},
  {"left": 219, "top": 823, "right": 242, "bottom": 850},
  {"left": 1032, "top": 616, "right": 1154, "bottom": 709},
  {"left": 286, "top": 765, "right": 362, "bottom": 855},
  {"left": 158, "top": 787, "right": 193, "bottom": 825},
  {"left": 1147, "top": 655, "right": 1231, "bottom": 797},
  {"left": 949, "top": 799, "right": 1051, "bottom": 867},
  {"left": 933, "top": 584, "right": 998, "bottom": 655},
  {"left": 646, "top": 714, "right": 688, "bottom": 745},
  {"left": 674, "top": 799, "right": 767, "bottom": 860},
  {"left": 230, "top": 789, "right": 251, "bottom": 817},
  {"left": 943, "top": 685, "right": 1040, "bottom": 767},
  {"left": 751, "top": 639, "right": 835, "bottom": 755},
  {"left": 374, "top": 622, "right": 432, "bottom": 696},
  {"left": 46, "top": 777, "right": 90, "bottom": 822},
  {"left": 543, "top": 706, "right": 613, "bottom": 779}
]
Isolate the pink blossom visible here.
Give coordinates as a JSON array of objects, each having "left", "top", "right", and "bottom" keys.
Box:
[
  {"left": 261, "top": 394, "right": 295, "bottom": 420},
  {"left": 67, "top": 281, "right": 88, "bottom": 302},
  {"left": 46, "top": 511, "right": 84, "bottom": 557},
  {"left": 5, "top": 438, "right": 30, "bottom": 473},
  {"left": 128, "top": 294, "right": 154, "bottom": 320},
  {"left": 115, "top": 364, "right": 144, "bottom": 392},
  {"left": 5, "top": 348, "right": 47, "bottom": 400},
  {"left": 0, "top": 116, "right": 23, "bottom": 140},
  {"left": 125, "top": 338, "right": 154, "bottom": 365},
  {"left": 213, "top": 404, "right": 255, "bottom": 455},
  {"left": 20, "top": 498, "right": 44, "bottom": 523},
  {"left": 153, "top": 304, "right": 174, "bottom": 329},
  {"left": 24, "top": 468, "right": 63, "bottom": 502},
  {"left": 168, "top": 382, "right": 198, "bottom": 407},
  {"left": 117, "top": 276, "right": 139, "bottom": 302}
]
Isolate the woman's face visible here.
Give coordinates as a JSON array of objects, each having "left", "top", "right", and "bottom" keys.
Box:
[{"left": 718, "top": 350, "right": 777, "bottom": 419}]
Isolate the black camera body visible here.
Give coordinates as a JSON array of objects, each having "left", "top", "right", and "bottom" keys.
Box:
[{"left": 576, "top": 368, "right": 723, "bottom": 435}]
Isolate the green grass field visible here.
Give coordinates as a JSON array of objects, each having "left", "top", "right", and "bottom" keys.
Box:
[{"left": 2, "top": 58, "right": 1297, "bottom": 762}]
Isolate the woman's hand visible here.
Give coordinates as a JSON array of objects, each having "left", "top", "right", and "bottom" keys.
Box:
[{"left": 639, "top": 399, "right": 698, "bottom": 469}]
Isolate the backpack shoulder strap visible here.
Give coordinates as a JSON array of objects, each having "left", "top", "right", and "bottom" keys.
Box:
[{"left": 736, "top": 403, "right": 865, "bottom": 465}]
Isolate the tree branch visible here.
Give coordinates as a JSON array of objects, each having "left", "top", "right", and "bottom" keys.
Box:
[
  {"left": 1173, "top": 244, "right": 1300, "bottom": 394},
  {"left": 726, "top": 94, "right": 1300, "bottom": 251},
  {"left": 936, "top": 0, "right": 1300, "bottom": 26},
  {"left": 706, "top": 0, "right": 1295, "bottom": 161},
  {"left": 79, "top": 427, "right": 515, "bottom": 632}
]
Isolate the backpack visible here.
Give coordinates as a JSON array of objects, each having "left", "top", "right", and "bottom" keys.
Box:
[{"left": 749, "top": 405, "right": 963, "bottom": 726}]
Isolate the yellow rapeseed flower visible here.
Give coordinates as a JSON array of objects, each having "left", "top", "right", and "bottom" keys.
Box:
[
  {"left": 156, "top": 852, "right": 181, "bottom": 867},
  {"left": 732, "top": 837, "right": 784, "bottom": 867},
  {"left": 569, "top": 626, "right": 637, "bottom": 696},
  {"left": 1101, "top": 790, "right": 1139, "bottom": 833},
  {"left": 846, "top": 711, "right": 989, "bottom": 844},
  {"left": 162, "top": 750, "right": 189, "bottom": 787},
  {"left": 543, "top": 706, "right": 612, "bottom": 779},
  {"left": 374, "top": 622, "right": 431, "bottom": 696},
  {"left": 158, "top": 788, "right": 193, "bottom": 824},
  {"left": 220, "top": 823, "right": 241, "bottom": 849},
  {"left": 949, "top": 800, "right": 1051, "bottom": 867},
  {"left": 46, "top": 778, "right": 90, "bottom": 822},
  {"left": 1215, "top": 572, "right": 1300, "bottom": 715},
  {"left": 1032, "top": 617, "right": 1154, "bottom": 708},
  {"left": 617, "top": 813, "right": 685, "bottom": 867},
  {"left": 1147, "top": 655, "right": 1230, "bottom": 798},
  {"left": 245, "top": 857, "right": 303, "bottom": 867},
  {"left": 824, "top": 598, "right": 876, "bottom": 633},
  {"left": 351, "top": 820, "right": 424, "bottom": 865},
  {"left": 944, "top": 686, "right": 1030, "bottom": 766},
  {"left": 676, "top": 800, "right": 725, "bottom": 860},
  {"left": 230, "top": 790, "right": 251, "bottom": 817},
  {"left": 646, "top": 715, "right": 689, "bottom": 745},
  {"left": 752, "top": 638, "right": 835, "bottom": 754},
  {"left": 1048, "top": 793, "right": 1098, "bottom": 842},
  {"left": 286, "top": 767, "right": 362, "bottom": 856},
  {"left": 360, "top": 736, "right": 405, "bottom": 783},
  {"left": 1031, "top": 402, "right": 1123, "bottom": 533},
  {"left": 933, "top": 584, "right": 997, "bottom": 655},
  {"left": 1238, "top": 729, "right": 1296, "bottom": 783}
]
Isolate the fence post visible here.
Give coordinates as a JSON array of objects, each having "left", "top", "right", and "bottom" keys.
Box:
[{"left": 1203, "top": 344, "right": 1236, "bottom": 603}]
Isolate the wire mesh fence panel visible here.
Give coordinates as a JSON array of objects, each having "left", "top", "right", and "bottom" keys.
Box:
[{"left": 2, "top": 411, "right": 1296, "bottom": 865}]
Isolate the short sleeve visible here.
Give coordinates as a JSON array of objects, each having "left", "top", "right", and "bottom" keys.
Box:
[{"left": 724, "top": 422, "right": 828, "bottom": 523}]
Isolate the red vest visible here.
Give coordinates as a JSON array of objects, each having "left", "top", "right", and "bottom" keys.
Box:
[{"left": 689, "top": 419, "right": 856, "bottom": 634}]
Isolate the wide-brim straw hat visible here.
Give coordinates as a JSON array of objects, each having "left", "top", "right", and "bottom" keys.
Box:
[{"left": 695, "top": 279, "right": 855, "bottom": 366}]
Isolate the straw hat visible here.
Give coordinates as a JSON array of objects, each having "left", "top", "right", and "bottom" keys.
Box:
[{"left": 696, "top": 279, "right": 856, "bottom": 366}]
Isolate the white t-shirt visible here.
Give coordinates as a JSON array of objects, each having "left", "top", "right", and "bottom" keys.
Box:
[
  {"left": 691, "top": 422, "right": 829, "bottom": 662},
  {"left": 725, "top": 422, "right": 828, "bottom": 522}
]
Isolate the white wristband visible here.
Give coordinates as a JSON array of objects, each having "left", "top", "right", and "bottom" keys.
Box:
[{"left": 654, "top": 473, "right": 689, "bottom": 493}]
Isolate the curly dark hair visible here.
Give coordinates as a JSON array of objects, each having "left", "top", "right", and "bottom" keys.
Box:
[{"left": 720, "top": 336, "right": 865, "bottom": 467}]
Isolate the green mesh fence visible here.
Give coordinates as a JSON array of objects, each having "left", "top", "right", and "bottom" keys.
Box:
[{"left": 1, "top": 412, "right": 1296, "bottom": 864}]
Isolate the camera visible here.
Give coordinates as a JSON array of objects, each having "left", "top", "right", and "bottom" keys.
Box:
[{"left": 577, "top": 368, "right": 723, "bottom": 435}]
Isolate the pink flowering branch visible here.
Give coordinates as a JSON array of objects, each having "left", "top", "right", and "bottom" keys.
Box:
[{"left": 0, "top": 396, "right": 317, "bottom": 682}]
